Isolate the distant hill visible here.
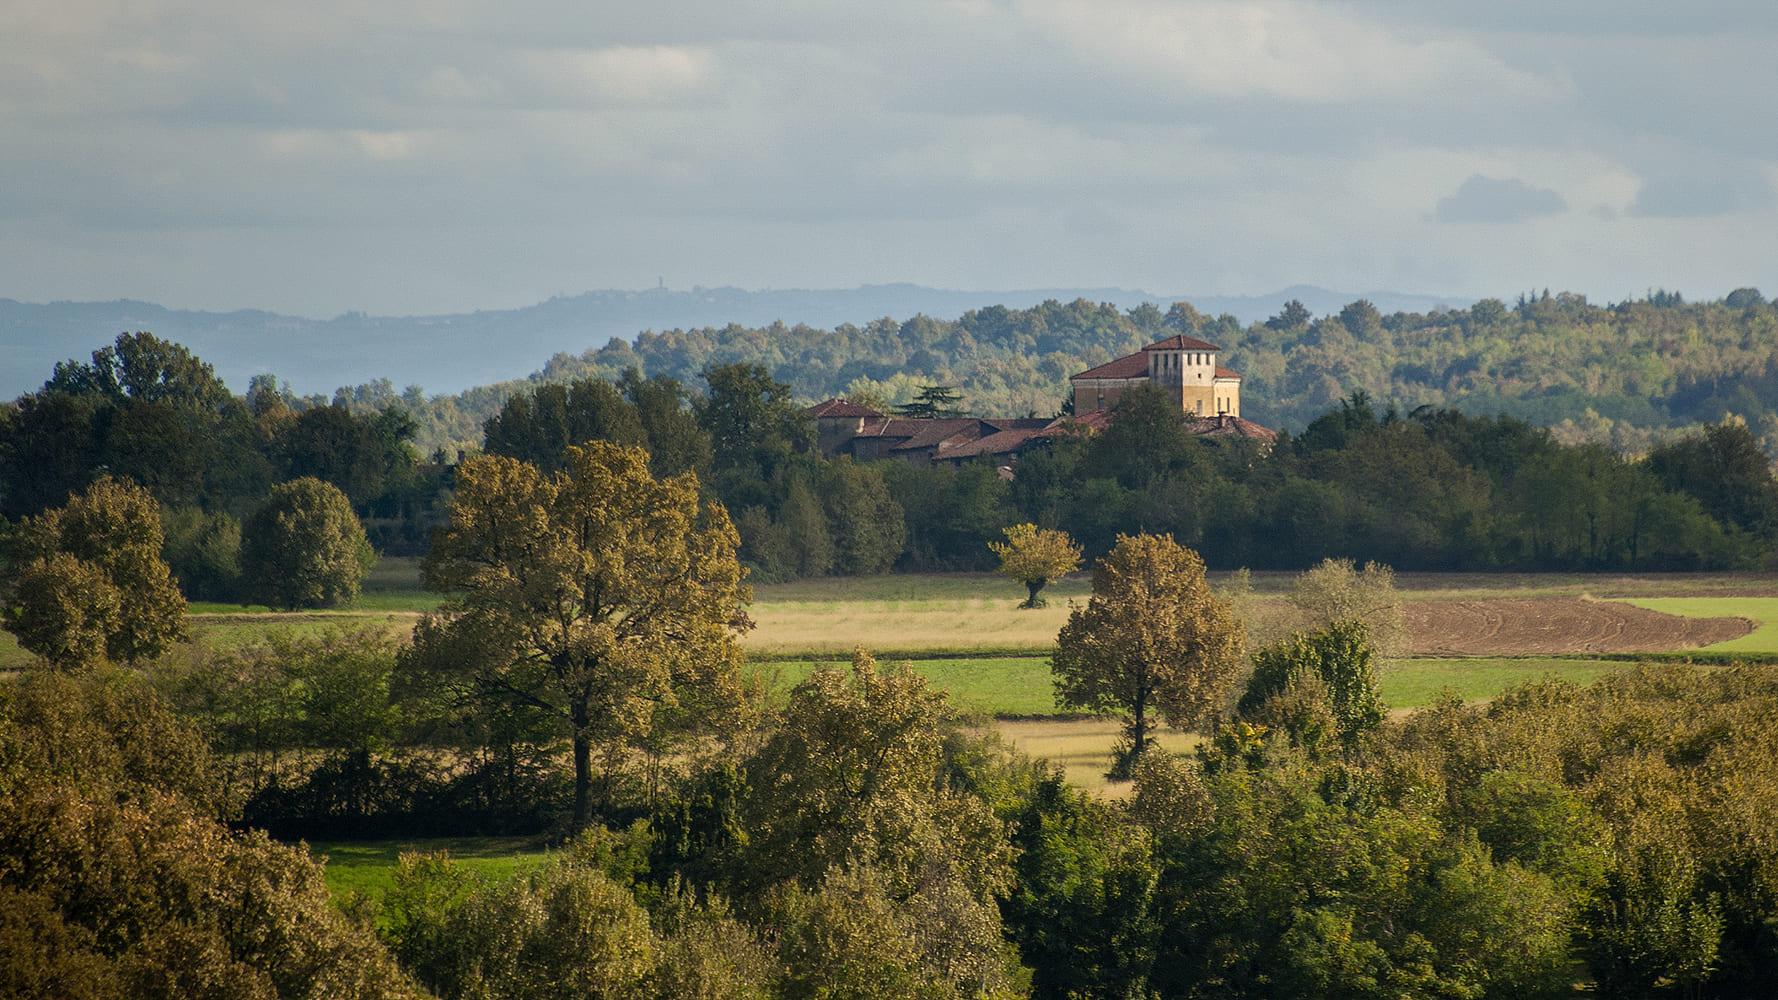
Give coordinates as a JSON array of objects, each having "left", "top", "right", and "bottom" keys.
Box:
[{"left": 0, "top": 284, "right": 1462, "bottom": 399}]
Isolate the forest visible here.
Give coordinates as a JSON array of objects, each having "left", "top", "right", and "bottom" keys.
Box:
[
  {"left": 315, "top": 289, "right": 1778, "bottom": 460},
  {"left": 4, "top": 331, "right": 1774, "bottom": 587}
]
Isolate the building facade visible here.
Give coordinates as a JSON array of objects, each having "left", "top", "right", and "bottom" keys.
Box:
[
  {"left": 806, "top": 337, "right": 1268, "bottom": 471},
  {"left": 1069, "top": 334, "right": 1242, "bottom": 418}
]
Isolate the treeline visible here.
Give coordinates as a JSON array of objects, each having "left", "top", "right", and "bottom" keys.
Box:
[
  {"left": 482, "top": 371, "right": 1777, "bottom": 575},
  {"left": 0, "top": 333, "right": 445, "bottom": 597},
  {"left": 371, "top": 288, "right": 1778, "bottom": 456},
  {"left": 8, "top": 333, "right": 1776, "bottom": 588},
  {"left": 1001, "top": 387, "right": 1778, "bottom": 571}
]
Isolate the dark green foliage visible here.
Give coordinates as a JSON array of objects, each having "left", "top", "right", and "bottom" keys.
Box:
[
  {"left": 1647, "top": 420, "right": 1778, "bottom": 542},
  {"left": 1003, "top": 775, "right": 1160, "bottom": 998},
  {"left": 895, "top": 384, "right": 962, "bottom": 419},
  {"left": 160, "top": 506, "right": 242, "bottom": 600},
  {"left": 1240, "top": 620, "right": 1386, "bottom": 747},
  {"left": 1147, "top": 754, "right": 1575, "bottom": 999},
  {"left": 619, "top": 369, "right": 713, "bottom": 477},
  {"left": 819, "top": 459, "right": 905, "bottom": 575},
  {"left": 280, "top": 402, "right": 419, "bottom": 509},
  {"left": 884, "top": 461, "right": 1013, "bottom": 570},
  {"left": 483, "top": 377, "right": 647, "bottom": 470},
  {"left": 241, "top": 477, "right": 375, "bottom": 608},
  {"left": 0, "top": 333, "right": 435, "bottom": 548}
]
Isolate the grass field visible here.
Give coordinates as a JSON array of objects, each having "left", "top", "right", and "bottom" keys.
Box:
[
  {"left": 1621, "top": 597, "right": 1778, "bottom": 653},
  {"left": 753, "top": 654, "right": 1640, "bottom": 719},
  {"left": 6, "top": 562, "right": 1769, "bottom": 801},
  {"left": 309, "top": 836, "right": 551, "bottom": 906}
]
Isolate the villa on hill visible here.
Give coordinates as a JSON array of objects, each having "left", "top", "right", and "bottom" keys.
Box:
[{"left": 808, "top": 334, "right": 1275, "bottom": 471}]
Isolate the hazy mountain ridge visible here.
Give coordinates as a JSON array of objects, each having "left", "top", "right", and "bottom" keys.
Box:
[{"left": 0, "top": 284, "right": 1463, "bottom": 399}]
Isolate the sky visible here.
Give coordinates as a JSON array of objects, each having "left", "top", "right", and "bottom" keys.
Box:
[{"left": 5, "top": 0, "right": 1777, "bottom": 317}]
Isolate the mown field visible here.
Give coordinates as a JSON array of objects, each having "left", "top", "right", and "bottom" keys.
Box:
[
  {"left": 9, "top": 559, "right": 1772, "bottom": 801},
  {"left": 238, "top": 561, "right": 1773, "bottom": 901}
]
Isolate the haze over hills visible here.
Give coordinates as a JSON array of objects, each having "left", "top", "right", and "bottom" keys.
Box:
[{"left": 0, "top": 284, "right": 1464, "bottom": 399}]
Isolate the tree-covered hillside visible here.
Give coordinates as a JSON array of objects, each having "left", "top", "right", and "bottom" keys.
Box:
[{"left": 357, "top": 290, "right": 1778, "bottom": 457}]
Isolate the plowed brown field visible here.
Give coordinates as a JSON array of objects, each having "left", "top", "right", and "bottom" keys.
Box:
[{"left": 1406, "top": 598, "right": 1751, "bottom": 656}]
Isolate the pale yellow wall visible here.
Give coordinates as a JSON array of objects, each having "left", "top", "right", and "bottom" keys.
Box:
[{"left": 1072, "top": 352, "right": 1241, "bottom": 417}]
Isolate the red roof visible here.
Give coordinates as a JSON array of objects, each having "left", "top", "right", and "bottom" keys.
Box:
[
  {"left": 1184, "top": 414, "right": 1277, "bottom": 442},
  {"left": 806, "top": 398, "right": 883, "bottom": 418},
  {"left": 935, "top": 426, "right": 1050, "bottom": 460},
  {"left": 1214, "top": 365, "right": 1241, "bottom": 380},
  {"left": 887, "top": 418, "right": 987, "bottom": 451},
  {"left": 1071, "top": 352, "right": 1150, "bottom": 380},
  {"left": 1143, "top": 333, "right": 1222, "bottom": 352}
]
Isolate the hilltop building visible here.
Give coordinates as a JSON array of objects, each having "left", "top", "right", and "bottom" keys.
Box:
[
  {"left": 807, "top": 335, "right": 1272, "bottom": 471},
  {"left": 1070, "top": 333, "right": 1243, "bottom": 418}
]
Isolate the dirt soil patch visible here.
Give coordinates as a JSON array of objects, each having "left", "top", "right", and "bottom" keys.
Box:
[{"left": 1405, "top": 598, "right": 1750, "bottom": 656}]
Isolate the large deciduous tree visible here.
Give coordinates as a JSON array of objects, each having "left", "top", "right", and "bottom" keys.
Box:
[
  {"left": 1052, "top": 533, "right": 1243, "bottom": 777},
  {"left": 242, "top": 477, "right": 375, "bottom": 609},
  {"left": 3, "top": 477, "right": 186, "bottom": 668},
  {"left": 407, "top": 441, "right": 751, "bottom": 829},
  {"left": 989, "top": 522, "right": 1082, "bottom": 608}
]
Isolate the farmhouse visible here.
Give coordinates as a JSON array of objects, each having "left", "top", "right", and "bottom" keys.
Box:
[{"left": 808, "top": 334, "right": 1273, "bottom": 469}]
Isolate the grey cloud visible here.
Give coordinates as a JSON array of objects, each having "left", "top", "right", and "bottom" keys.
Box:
[
  {"left": 1435, "top": 176, "right": 1566, "bottom": 224},
  {"left": 1631, "top": 167, "right": 1775, "bottom": 217},
  {"left": 3, "top": 0, "right": 1778, "bottom": 315}
]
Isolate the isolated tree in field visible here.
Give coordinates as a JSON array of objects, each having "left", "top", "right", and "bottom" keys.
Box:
[
  {"left": 406, "top": 441, "right": 750, "bottom": 829},
  {"left": 1053, "top": 533, "right": 1244, "bottom": 778},
  {"left": 1288, "top": 557, "right": 1407, "bottom": 657},
  {"left": 989, "top": 522, "right": 1082, "bottom": 608},
  {"left": 3, "top": 477, "right": 185, "bottom": 668},
  {"left": 242, "top": 477, "right": 375, "bottom": 609}
]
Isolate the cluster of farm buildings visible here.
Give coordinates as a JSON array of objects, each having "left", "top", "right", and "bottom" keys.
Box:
[{"left": 807, "top": 333, "right": 1275, "bottom": 470}]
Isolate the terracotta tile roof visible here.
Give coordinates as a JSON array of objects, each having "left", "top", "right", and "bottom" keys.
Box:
[
  {"left": 806, "top": 398, "right": 883, "bottom": 418},
  {"left": 1071, "top": 342, "right": 1234, "bottom": 382},
  {"left": 1184, "top": 414, "right": 1277, "bottom": 442},
  {"left": 1143, "top": 333, "right": 1222, "bottom": 352},
  {"left": 982, "top": 417, "right": 1054, "bottom": 432},
  {"left": 853, "top": 417, "right": 924, "bottom": 439},
  {"left": 1071, "top": 352, "right": 1150, "bottom": 380},
  {"left": 1045, "top": 411, "right": 1111, "bottom": 432},
  {"left": 888, "top": 418, "right": 988, "bottom": 451},
  {"left": 935, "top": 426, "right": 1050, "bottom": 460}
]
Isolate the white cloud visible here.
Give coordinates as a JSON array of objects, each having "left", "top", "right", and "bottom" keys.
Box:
[
  {"left": 1015, "top": 0, "right": 1569, "bottom": 105},
  {"left": 521, "top": 46, "right": 719, "bottom": 107}
]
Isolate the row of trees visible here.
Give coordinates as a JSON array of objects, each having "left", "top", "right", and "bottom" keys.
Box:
[
  {"left": 483, "top": 367, "right": 1778, "bottom": 575},
  {"left": 12, "top": 333, "right": 1774, "bottom": 587},
  {"left": 377, "top": 289, "right": 1778, "bottom": 457},
  {"left": 2, "top": 476, "right": 376, "bottom": 669},
  {"left": 0, "top": 331, "right": 447, "bottom": 550},
  {"left": 1000, "top": 386, "right": 1778, "bottom": 570}
]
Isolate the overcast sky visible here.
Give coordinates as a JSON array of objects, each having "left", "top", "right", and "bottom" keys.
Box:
[{"left": 6, "top": 1, "right": 1777, "bottom": 316}]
